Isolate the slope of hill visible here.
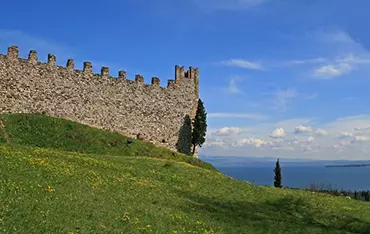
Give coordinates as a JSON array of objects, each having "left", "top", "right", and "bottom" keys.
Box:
[
  {"left": 0, "top": 113, "right": 215, "bottom": 171},
  {"left": 1, "top": 114, "right": 370, "bottom": 233}
]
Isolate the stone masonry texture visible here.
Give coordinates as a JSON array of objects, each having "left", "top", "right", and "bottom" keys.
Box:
[{"left": 0, "top": 46, "right": 199, "bottom": 155}]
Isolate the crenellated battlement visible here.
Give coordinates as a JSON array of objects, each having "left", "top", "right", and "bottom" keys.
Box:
[
  {"left": 3, "top": 45, "right": 199, "bottom": 90},
  {"left": 28, "top": 50, "right": 38, "bottom": 64},
  {"left": 0, "top": 45, "right": 200, "bottom": 156}
]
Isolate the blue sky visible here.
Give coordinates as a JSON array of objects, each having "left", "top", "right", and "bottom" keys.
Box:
[{"left": 1, "top": 0, "right": 370, "bottom": 160}]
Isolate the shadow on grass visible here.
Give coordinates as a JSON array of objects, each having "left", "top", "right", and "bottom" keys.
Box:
[{"left": 174, "top": 189, "right": 370, "bottom": 233}]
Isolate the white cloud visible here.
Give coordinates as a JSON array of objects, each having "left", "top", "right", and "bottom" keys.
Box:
[
  {"left": 276, "top": 118, "right": 313, "bottom": 130},
  {"left": 205, "top": 113, "right": 370, "bottom": 157},
  {"left": 208, "top": 113, "right": 268, "bottom": 120},
  {"left": 295, "top": 125, "right": 312, "bottom": 134},
  {"left": 340, "top": 132, "right": 353, "bottom": 138},
  {"left": 273, "top": 88, "right": 298, "bottom": 112},
  {"left": 237, "top": 138, "right": 268, "bottom": 148},
  {"left": 336, "top": 54, "right": 370, "bottom": 64},
  {"left": 307, "top": 29, "right": 370, "bottom": 79},
  {"left": 269, "top": 128, "right": 286, "bottom": 138},
  {"left": 312, "top": 63, "right": 352, "bottom": 79},
  {"left": 200, "top": 29, "right": 370, "bottom": 160},
  {"left": 314, "top": 30, "right": 356, "bottom": 44},
  {"left": 307, "top": 136, "right": 315, "bottom": 142},
  {"left": 332, "top": 140, "right": 350, "bottom": 152},
  {"left": 203, "top": 139, "right": 228, "bottom": 148},
  {"left": 354, "top": 125, "right": 370, "bottom": 132},
  {"left": 282, "top": 57, "right": 327, "bottom": 66},
  {"left": 311, "top": 29, "right": 358, "bottom": 45},
  {"left": 315, "top": 128, "right": 328, "bottom": 136},
  {"left": 324, "top": 115, "right": 370, "bottom": 133},
  {"left": 214, "top": 127, "right": 243, "bottom": 136},
  {"left": 305, "top": 93, "right": 318, "bottom": 100},
  {"left": 352, "top": 135, "right": 369, "bottom": 143},
  {"left": 290, "top": 138, "right": 300, "bottom": 145},
  {"left": 271, "top": 145, "right": 295, "bottom": 151},
  {"left": 220, "top": 59, "right": 264, "bottom": 70},
  {"left": 229, "top": 79, "right": 239, "bottom": 94},
  {"left": 228, "top": 77, "right": 243, "bottom": 94}
]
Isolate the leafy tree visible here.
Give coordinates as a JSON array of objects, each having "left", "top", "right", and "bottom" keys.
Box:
[
  {"left": 274, "top": 159, "right": 282, "bottom": 188},
  {"left": 191, "top": 99, "right": 207, "bottom": 156}
]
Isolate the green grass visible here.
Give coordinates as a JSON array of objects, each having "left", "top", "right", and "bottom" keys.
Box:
[
  {"left": 1, "top": 114, "right": 370, "bottom": 233},
  {"left": 0, "top": 113, "right": 215, "bottom": 171}
]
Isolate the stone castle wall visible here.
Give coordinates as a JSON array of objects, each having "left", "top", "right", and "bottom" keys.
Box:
[{"left": 0, "top": 46, "right": 199, "bottom": 154}]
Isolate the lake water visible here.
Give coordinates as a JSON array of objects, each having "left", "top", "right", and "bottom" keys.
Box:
[
  {"left": 217, "top": 166, "right": 370, "bottom": 191},
  {"left": 200, "top": 156, "right": 370, "bottom": 191}
]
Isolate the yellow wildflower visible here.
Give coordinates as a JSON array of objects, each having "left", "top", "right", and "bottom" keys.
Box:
[
  {"left": 122, "top": 213, "right": 130, "bottom": 221},
  {"left": 45, "top": 185, "right": 55, "bottom": 192}
]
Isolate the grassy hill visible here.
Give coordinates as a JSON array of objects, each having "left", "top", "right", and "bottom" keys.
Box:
[
  {"left": 1, "top": 114, "right": 370, "bottom": 233},
  {"left": 0, "top": 113, "right": 215, "bottom": 171}
]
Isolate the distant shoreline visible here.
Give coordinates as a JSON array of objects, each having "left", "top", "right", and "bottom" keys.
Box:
[{"left": 326, "top": 164, "right": 370, "bottom": 168}]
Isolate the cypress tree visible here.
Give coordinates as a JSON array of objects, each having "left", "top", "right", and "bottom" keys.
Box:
[
  {"left": 361, "top": 191, "right": 367, "bottom": 200},
  {"left": 191, "top": 99, "right": 207, "bottom": 156},
  {"left": 274, "top": 159, "right": 282, "bottom": 188}
]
